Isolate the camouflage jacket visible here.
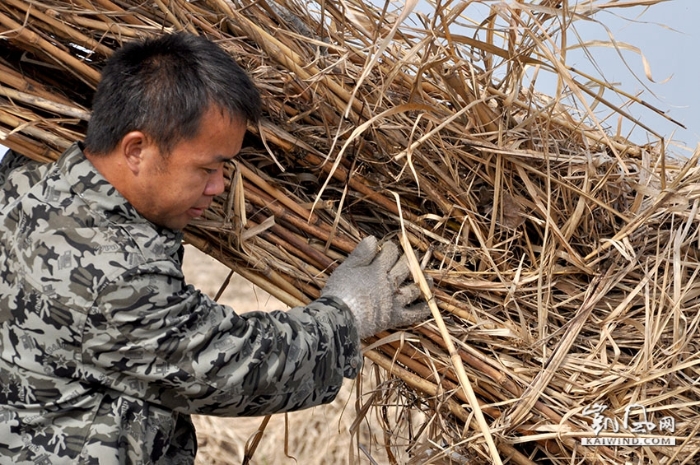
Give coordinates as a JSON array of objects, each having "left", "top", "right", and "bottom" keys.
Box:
[{"left": 0, "top": 143, "right": 362, "bottom": 465}]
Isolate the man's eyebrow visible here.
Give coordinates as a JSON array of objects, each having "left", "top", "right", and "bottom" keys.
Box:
[{"left": 214, "top": 154, "right": 235, "bottom": 162}]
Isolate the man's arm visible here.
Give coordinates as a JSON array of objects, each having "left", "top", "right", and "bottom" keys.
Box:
[{"left": 83, "top": 260, "right": 362, "bottom": 417}]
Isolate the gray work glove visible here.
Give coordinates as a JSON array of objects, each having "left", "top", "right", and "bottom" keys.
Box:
[{"left": 321, "top": 236, "right": 431, "bottom": 339}]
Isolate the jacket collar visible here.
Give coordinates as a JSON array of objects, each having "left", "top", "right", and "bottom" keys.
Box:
[{"left": 58, "top": 142, "right": 182, "bottom": 247}]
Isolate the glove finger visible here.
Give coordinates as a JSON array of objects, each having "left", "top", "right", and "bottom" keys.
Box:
[
  {"left": 390, "top": 301, "right": 431, "bottom": 329},
  {"left": 388, "top": 255, "right": 411, "bottom": 287},
  {"left": 394, "top": 282, "right": 422, "bottom": 307},
  {"left": 360, "top": 297, "right": 432, "bottom": 339},
  {"left": 342, "top": 236, "right": 379, "bottom": 268},
  {"left": 394, "top": 274, "right": 433, "bottom": 307},
  {"left": 373, "top": 241, "right": 400, "bottom": 271}
]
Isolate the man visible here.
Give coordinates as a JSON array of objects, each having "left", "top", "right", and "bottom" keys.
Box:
[{"left": 0, "top": 33, "right": 429, "bottom": 464}]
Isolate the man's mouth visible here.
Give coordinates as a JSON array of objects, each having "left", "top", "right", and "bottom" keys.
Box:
[{"left": 187, "top": 206, "right": 206, "bottom": 218}]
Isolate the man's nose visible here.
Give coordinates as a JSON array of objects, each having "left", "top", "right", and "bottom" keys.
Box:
[{"left": 204, "top": 167, "right": 225, "bottom": 196}]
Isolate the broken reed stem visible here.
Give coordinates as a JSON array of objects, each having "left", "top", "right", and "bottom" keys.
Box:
[
  {"left": 81, "top": 0, "right": 148, "bottom": 26},
  {"left": 363, "top": 348, "right": 535, "bottom": 465},
  {"left": 415, "top": 327, "right": 618, "bottom": 460},
  {"left": 0, "top": 110, "right": 73, "bottom": 150},
  {"left": 0, "top": 85, "right": 90, "bottom": 120},
  {"left": 59, "top": 13, "right": 143, "bottom": 38},
  {"left": 394, "top": 194, "right": 503, "bottom": 465},
  {"left": 0, "top": 63, "right": 74, "bottom": 105},
  {"left": 242, "top": 414, "right": 271, "bottom": 465},
  {"left": 370, "top": 333, "right": 606, "bottom": 463},
  {"left": 2, "top": 0, "right": 114, "bottom": 57},
  {"left": 240, "top": 163, "right": 321, "bottom": 225},
  {"left": 242, "top": 183, "right": 354, "bottom": 258},
  {"left": 0, "top": 10, "right": 101, "bottom": 85},
  {"left": 0, "top": 132, "right": 57, "bottom": 162}
]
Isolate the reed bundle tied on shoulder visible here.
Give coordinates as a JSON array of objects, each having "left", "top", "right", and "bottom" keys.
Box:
[{"left": 2, "top": 0, "right": 699, "bottom": 463}]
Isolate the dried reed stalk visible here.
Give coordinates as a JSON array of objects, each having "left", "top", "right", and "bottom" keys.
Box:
[{"left": 2, "top": 0, "right": 698, "bottom": 463}]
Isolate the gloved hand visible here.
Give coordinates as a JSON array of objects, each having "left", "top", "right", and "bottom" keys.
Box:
[{"left": 321, "top": 236, "right": 431, "bottom": 339}]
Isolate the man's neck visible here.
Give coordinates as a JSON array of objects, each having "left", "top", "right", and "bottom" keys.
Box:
[{"left": 84, "top": 148, "right": 131, "bottom": 201}]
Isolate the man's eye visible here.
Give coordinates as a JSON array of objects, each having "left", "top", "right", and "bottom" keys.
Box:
[{"left": 204, "top": 167, "right": 217, "bottom": 174}]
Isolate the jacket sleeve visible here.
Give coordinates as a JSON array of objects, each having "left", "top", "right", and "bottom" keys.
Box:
[{"left": 82, "top": 258, "right": 362, "bottom": 417}]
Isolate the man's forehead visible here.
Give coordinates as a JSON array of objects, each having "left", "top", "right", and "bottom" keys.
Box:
[{"left": 212, "top": 153, "right": 236, "bottom": 163}]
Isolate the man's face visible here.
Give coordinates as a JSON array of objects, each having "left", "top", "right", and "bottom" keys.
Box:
[{"left": 134, "top": 107, "right": 247, "bottom": 230}]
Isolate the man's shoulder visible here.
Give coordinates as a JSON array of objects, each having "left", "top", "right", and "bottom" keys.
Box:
[
  {"left": 0, "top": 146, "right": 183, "bottom": 286},
  {"left": 0, "top": 149, "right": 38, "bottom": 182},
  {"left": 108, "top": 221, "right": 183, "bottom": 269},
  {"left": 0, "top": 151, "right": 51, "bottom": 203}
]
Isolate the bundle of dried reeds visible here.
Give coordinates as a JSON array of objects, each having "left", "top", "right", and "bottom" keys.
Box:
[{"left": 2, "top": 0, "right": 699, "bottom": 463}]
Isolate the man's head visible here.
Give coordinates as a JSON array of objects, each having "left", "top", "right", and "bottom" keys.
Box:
[
  {"left": 85, "top": 33, "right": 261, "bottom": 155},
  {"left": 84, "top": 33, "right": 261, "bottom": 231}
]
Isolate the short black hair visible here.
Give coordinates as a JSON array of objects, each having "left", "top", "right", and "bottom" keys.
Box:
[{"left": 84, "top": 33, "right": 261, "bottom": 155}]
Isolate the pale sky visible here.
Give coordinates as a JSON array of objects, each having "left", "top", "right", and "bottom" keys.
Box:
[{"left": 564, "top": 0, "right": 699, "bottom": 155}]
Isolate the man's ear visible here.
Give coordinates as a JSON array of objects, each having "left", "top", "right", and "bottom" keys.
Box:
[{"left": 119, "top": 131, "right": 152, "bottom": 174}]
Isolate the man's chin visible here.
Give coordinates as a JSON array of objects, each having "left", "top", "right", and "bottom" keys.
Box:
[
  {"left": 150, "top": 215, "right": 190, "bottom": 232},
  {"left": 159, "top": 208, "right": 205, "bottom": 231}
]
